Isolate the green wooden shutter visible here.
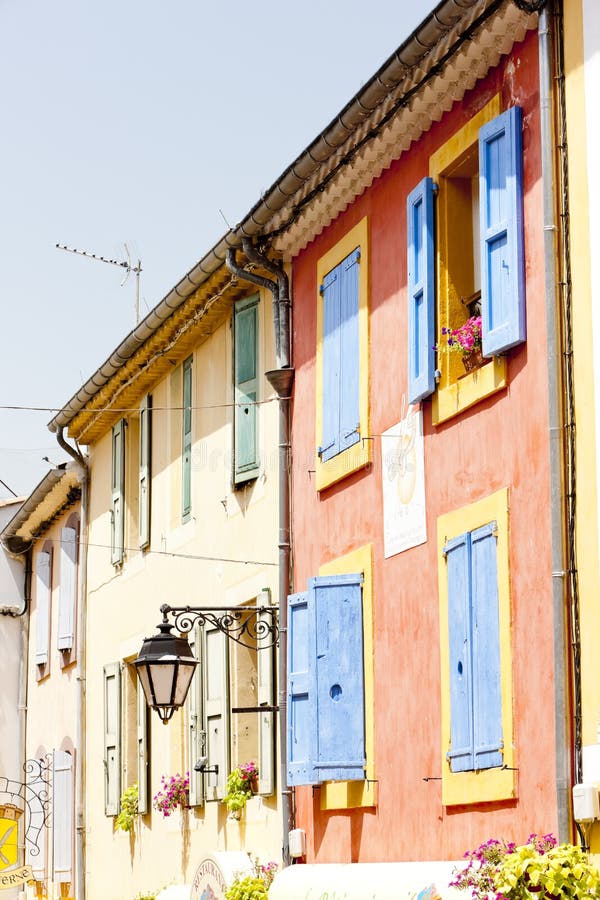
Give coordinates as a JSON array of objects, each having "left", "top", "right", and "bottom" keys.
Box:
[
  {"left": 139, "top": 394, "right": 152, "bottom": 548},
  {"left": 234, "top": 295, "right": 259, "bottom": 483},
  {"left": 103, "top": 662, "right": 121, "bottom": 815},
  {"left": 182, "top": 357, "right": 193, "bottom": 519},
  {"left": 257, "top": 591, "right": 275, "bottom": 795},
  {"left": 137, "top": 681, "right": 149, "bottom": 814},
  {"left": 111, "top": 420, "right": 126, "bottom": 565},
  {"left": 203, "top": 625, "right": 230, "bottom": 800},
  {"left": 188, "top": 624, "right": 205, "bottom": 807}
]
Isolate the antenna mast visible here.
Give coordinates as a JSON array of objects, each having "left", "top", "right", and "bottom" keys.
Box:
[{"left": 56, "top": 242, "right": 143, "bottom": 324}]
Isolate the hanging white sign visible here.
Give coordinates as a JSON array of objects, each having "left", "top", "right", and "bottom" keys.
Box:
[{"left": 381, "top": 407, "right": 427, "bottom": 557}]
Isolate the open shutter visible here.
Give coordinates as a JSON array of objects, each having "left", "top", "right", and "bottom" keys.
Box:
[
  {"left": 320, "top": 263, "right": 342, "bottom": 462},
  {"left": 479, "top": 106, "right": 525, "bottom": 356},
  {"left": 287, "top": 590, "right": 318, "bottom": 786},
  {"left": 103, "top": 662, "right": 121, "bottom": 815},
  {"left": 445, "top": 533, "right": 474, "bottom": 772},
  {"left": 311, "top": 573, "right": 365, "bottom": 782},
  {"left": 407, "top": 176, "right": 436, "bottom": 404},
  {"left": 471, "top": 523, "right": 503, "bottom": 769},
  {"left": 203, "top": 626, "right": 229, "bottom": 800},
  {"left": 58, "top": 527, "right": 77, "bottom": 651},
  {"left": 234, "top": 295, "right": 260, "bottom": 483},
  {"left": 339, "top": 249, "right": 361, "bottom": 454},
  {"left": 188, "top": 624, "right": 205, "bottom": 807},
  {"left": 111, "top": 420, "right": 125, "bottom": 565},
  {"left": 35, "top": 550, "right": 52, "bottom": 665},
  {"left": 182, "top": 357, "right": 193, "bottom": 519},
  {"left": 139, "top": 394, "right": 152, "bottom": 548},
  {"left": 137, "top": 681, "right": 149, "bottom": 814},
  {"left": 52, "top": 750, "right": 73, "bottom": 883},
  {"left": 257, "top": 591, "right": 275, "bottom": 795}
]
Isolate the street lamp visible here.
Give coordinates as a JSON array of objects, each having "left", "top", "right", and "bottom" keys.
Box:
[{"left": 134, "top": 608, "right": 199, "bottom": 724}]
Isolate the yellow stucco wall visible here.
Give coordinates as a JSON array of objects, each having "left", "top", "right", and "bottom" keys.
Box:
[{"left": 84, "top": 286, "right": 282, "bottom": 899}]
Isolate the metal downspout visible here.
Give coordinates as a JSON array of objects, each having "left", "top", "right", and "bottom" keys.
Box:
[
  {"left": 55, "top": 427, "right": 88, "bottom": 899},
  {"left": 539, "top": 2, "right": 571, "bottom": 841},
  {"left": 226, "top": 247, "right": 294, "bottom": 867}
]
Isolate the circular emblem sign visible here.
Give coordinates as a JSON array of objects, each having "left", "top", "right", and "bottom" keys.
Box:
[{"left": 190, "top": 858, "right": 227, "bottom": 900}]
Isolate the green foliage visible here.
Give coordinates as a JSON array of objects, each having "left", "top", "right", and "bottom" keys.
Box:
[
  {"left": 133, "top": 893, "right": 158, "bottom": 900},
  {"left": 451, "top": 834, "right": 600, "bottom": 899},
  {"left": 115, "top": 783, "right": 139, "bottom": 833},
  {"left": 223, "top": 761, "right": 258, "bottom": 815},
  {"left": 224, "top": 875, "right": 269, "bottom": 900}
]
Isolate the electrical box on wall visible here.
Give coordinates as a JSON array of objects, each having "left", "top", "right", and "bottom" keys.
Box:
[
  {"left": 289, "top": 828, "right": 306, "bottom": 858},
  {"left": 573, "top": 783, "right": 600, "bottom": 822}
]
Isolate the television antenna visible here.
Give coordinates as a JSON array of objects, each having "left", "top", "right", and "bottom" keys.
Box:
[{"left": 56, "top": 242, "right": 143, "bottom": 324}]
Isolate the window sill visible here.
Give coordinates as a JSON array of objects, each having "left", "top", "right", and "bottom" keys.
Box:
[
  {"left": 316, "top": 440, "right": 372, "bottom": 492},
  {"left": 442, "top": 764, "right": 516, "bottom": 807},
  {"left": 432, "top": 356, "right": 507, "bottom": 425},
  {"left": 320, "top": 778, "right": 377, "bottom": 811}
]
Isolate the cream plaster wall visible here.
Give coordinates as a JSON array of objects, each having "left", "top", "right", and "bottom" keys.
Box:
[{"left": 84, "top": 287, "right": 282, "bottom": 900}]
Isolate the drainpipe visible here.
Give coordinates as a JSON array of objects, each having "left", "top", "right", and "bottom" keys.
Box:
[
  {"left": 226, "top": 246, "right": 294, "bottom": 866},
  {"left": 54, "top": 426, "right": 88, "bottom": 899},
  {"left": 538, "top": 1, "right": 571, "bottom": 842}
]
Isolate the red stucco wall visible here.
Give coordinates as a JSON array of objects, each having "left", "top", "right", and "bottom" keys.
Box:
[{"left": 290, "top": 30, "right": 558, "bottom": 863}]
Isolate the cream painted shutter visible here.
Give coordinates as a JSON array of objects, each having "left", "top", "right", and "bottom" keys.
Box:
[
  {"left": 139, "top": 394, "right": 151, "bottom": 548},
  {"left": 52, "top": 750, "right": 74, "bottom": 883},
  {"left": 58, "top": 527, "right": 77, "bottom": 651},
  {"left": 257, "top": 592, "right": 275, "bottom": 796},
  {"left": 28, "top": 765, "right": 47, "bottom": 882},
  {"left": 35, "top": 550, "right": 52, "bottom": 665},
  {"left": 111, "top": 419, "right": 126, "bottom": 565},
  {"left": 188, "top": 624, "right": 205, "bottom": 807},
  {"left": 137, "top": 682, "right": 149, "bottom": 814},
  {"left": 203, "top": 626, "right": 229, "bottom": 800},
  {"left": 103, "top": 662, "right": 121, "bottom": 815}
]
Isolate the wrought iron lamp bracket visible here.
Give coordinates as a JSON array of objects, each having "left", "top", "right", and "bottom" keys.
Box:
[{"left": 160, "top": 603, "right": 279, "bottom": 650}]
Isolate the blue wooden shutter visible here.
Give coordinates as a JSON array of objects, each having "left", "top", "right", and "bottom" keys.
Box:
[
  {"left": 287, "top": 590, "right": 318, "bottom": 786},
  {"left": 479, "top": 106, "right": 525, "bottom": 356},
  {"left": 52, "top": 750, "right": 73, "bottom": 883},
  {"left": 320, "top": 264, "right": 342, "bottom": 462},
  {"left": 339, "top": 249, "right": 361, "bottom": 454},
  {"left": 111, "top": 419, "right": 125, "bottom": 565},
  {"left": 471, "top": 523, "right": 503, "bottom": 769},
  {"left": 139, "top": 394, "right": 151, "bottom": 548},
  {"left": 445, "top": 533, "right": 474, "bottom": 772},
  {"left": 407, "top": 176, "right": 435, "bottom": 404},
  {"left": 103, "top": 662, "right": 121, "bottom": 816},
  {"left": 311, "top": 573, "right": 365, "bottom": 782},
  {"left": 182, "top": 356, "right": 193, "bottom": 518},
  {"left": 234, "top": 296, "right": 260, "bottom": 483},
  {"left": 35, "top": 550, "right": 52, "bottom": 666},
  {"left": 58, "top": 527, "right": 77, "bottom": 651}
]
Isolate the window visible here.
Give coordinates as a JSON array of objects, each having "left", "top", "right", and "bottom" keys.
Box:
[
  {"left": 407, "top": 97, "right": 525, "bottom": 422},
  {"left": 139, "top": 394, "right": 152, "bottom": 548},
  {"left": 233, "top": 295, "right": 260, "bottom": 485},
  {"left": 111, "top": 419, "right": 126, "bottom": 565},
  {"left": 437, "top": 488, "right": 515, "bottom": 805},
  {"left": 103, "top": 660, "right": 149, "bottom": 817},
  {"left": 186, "top": 596, "right": 275, "bottom": 805},
  {"left": 287, "top": 545, "right": 375, "bottom": 810},
  {"left": 182, "top": 356, "right": 193, "bottom": 520},
  {"left": 35, "top": 547, "right": 52, "bottom": 674},
  {"left": 315, "top": 218, "right": 370, "bottom": 491},
  {"left": 57, "top": 521, "right": 77, "bottom": 657}
]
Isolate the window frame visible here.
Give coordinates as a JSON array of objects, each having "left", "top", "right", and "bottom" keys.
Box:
[
  {"left": 437, "top": 487, "right": 515, "bottom": 805},
  {"left": 111, "top": 418, "right": 126, "bottom": 565},
  {"left": 182, "top": 355, "right": 193, "bottom": 522},
  {"left": 315, "top": 217, "right": 371, "bottom": 491}
]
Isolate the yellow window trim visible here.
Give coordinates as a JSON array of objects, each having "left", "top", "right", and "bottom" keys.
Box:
[
  {"left": 318, "top": 544, "right": 376, "bottom": 810},
  {"left": 437, "top": 488, "right": 515, "bottom": 806},
  {"left": 430, "top": 95, "right": 507, "bottom": 426},
  {"left": 315, "top": 218, "right": 371, "bottom": 491}
]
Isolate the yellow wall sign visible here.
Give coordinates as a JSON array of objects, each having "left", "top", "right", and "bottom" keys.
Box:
[
  {"left": 0, "top": 865, "right": 32, "bottom": 889},
  {"left": 0, "top": 817, "right": 18, "bottom": 872}
]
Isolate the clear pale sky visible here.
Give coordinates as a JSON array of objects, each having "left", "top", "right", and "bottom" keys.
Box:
[{"left": 0, "top": 0, "right": 425, "bottom": 497}]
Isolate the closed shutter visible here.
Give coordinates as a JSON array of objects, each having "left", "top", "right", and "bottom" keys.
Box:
[
  {"left": 479, "top": 106, "right": 525, "bottom": 356},
  {"left": 203, "top": 626, "right": 229, "bottom": 800},
  {"left": 286, "top": 590, "right": 318, "bottom": 786},
  {"left": 407, "top": 176, "right": 436, "bottom": 403},
  {"left": 234, "top": 296, "right": 260, "bottom": 483},
  {"left": 188, "top": 624, "right": 205, "bottom": 807},
  {"left": 137, "top": 681, "right": 149, "bottom": 814},
  {"left": 57, "top": 527, "right": 77, "bottom": 651},
  {"left": 445, "top": 533, "right": 474, "bottom": 773},
  {"left": 257, "top": 593, "right": 275, "bottom": 796},
  {"left": 312, "top": 573, "right": 365, "bottom": 782},
  {"left": 471, "top": 523, "right": 503, "bottom": 769},
  {"left": 103, "top": 662, "right": 121, "bottom": 815},
  {"left": 111, "top": 420, "right": 125, "bottom": 565},
  {"left": 35, "top": 551, "right": 52, "bottom": 665},
  {"left": 319, "top": 250, "right": 361, "bottom": 463},
  {"left": 139, "top": 394, "right": 152, "bottom": 548},
  {"left": 182, "top": 357, "right": 193, "bottom": 519},
  {"left": 52, "top": 750, "right": 73, "bottom": 883},
  {"left": 28, "top": 775, "right": 47, "bottom": 881}
]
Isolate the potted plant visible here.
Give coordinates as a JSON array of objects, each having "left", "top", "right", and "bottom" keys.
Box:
[
  {"left": 225, "top": 860, "right": 278, "bottom": 900},
  {"left": 450, "top": 833, "right": 600, "bottom": 898},
  {"left": 152, "top": 772, "right": 190, "bottom": 818},
  {"left": 439, "top": 315, "right": 484, "bottom": 373},
  {"left": 223, "top": 761, "right": 259, "bottom": 819},
  {"left": 115, "top": 783, "right": 139, "bottom": 832}
]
